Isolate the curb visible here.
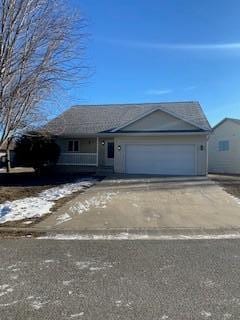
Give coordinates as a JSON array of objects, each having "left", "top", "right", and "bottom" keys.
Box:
[{"left": 2, "top": 226, "right": 240, "bottom": 239}]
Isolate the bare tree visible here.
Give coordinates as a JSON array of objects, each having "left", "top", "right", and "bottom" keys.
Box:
[{"left": 0, "top": 0, "right": 87, "bottom": 171}]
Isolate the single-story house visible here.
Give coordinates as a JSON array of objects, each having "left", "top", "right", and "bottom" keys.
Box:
[
  {"left": 44, "top": 101, "right": 211, "bottom": 176},
  {"left": 209, "top": 118, "right": 240, "bottom": 174}
]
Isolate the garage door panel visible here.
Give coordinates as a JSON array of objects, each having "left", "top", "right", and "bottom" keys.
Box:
[{"left": 125, "top": 144, "right": 195, "bottom": 175}]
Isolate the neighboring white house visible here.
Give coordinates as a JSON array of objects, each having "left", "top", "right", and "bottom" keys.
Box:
[
  {"left": 44, "top": 101, "right": 211, "bottom": 176},
  {"left": 209, "top": 118, "right": 240, "bottom": 174}
]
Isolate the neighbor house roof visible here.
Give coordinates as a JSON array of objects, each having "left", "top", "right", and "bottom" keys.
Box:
[
  {"left": 43, "top": 101, "right": 211, "bottom": 137},
  {"left": 213, "top": 117, "right": 240, "bottom": 130}
]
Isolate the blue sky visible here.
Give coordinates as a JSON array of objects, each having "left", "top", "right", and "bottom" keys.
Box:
[{"left": 63, "top": 0, "right": 240, "bottom": 126}]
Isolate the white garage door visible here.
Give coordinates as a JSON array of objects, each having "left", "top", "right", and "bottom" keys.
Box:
[{"left": 125, "top": 144, "right": 196, "bottom": 175}]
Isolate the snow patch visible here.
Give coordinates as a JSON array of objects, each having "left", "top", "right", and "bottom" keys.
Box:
[
  {"left": 0, "top": 284, "right": 14, "bottom": 297},
  {"left": 0, "top": 179, "right": 94, "bottom": 223},
  {"left": 200, "top": 311, "right": 211, "bottom": 318},
  {"left": 132, "top": 203, "right": 139, "bottom": 208},
  {"left": 75, "top": 261, "right": 92, "bottom": 270},
  {"left": 0, "top": 300, "right": 19, "bottom": 307},
  {"left": 70, "top": 192, "right": 118, "bottom": 215},
  {"left": 202, "top": 279, "right": 215, "bottom": 288},
  {"left": 229, "top": 194, "right": 240, "bottom": 205},
  {"left": 39, "top": 181, "right": 93, "bottom": 201},
  {"left": 30, "top": 299, "right": 49, "bottom": 310},
  {"left": 70, "top": 313, "right": 84, "bottom": 318},
  {"left": 63, "top": 280, "right": 73, "bottom": 286},
  {"left": 38, "top": 232, "right": 240, "bottom": 241},
  {"left": 56, "top": 213, "right": 72, "bottom": 225},
  {"left": 44, "top": 259, "right": 55, "bottom": 263},
  {"left": 23, "top": 220, "right": 34, "bottom": 225},
  {"left": 75, "top": 260, "right": 113, "bottom": 271}
]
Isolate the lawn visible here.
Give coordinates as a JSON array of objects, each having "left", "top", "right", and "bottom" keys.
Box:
[{"left": 0, "top": 170, "right": 96, "bottom": 227}]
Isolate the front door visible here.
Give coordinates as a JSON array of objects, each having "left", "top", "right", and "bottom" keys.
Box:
[{"left": 104, "top": 140, "right": 114, "bottom": 166}]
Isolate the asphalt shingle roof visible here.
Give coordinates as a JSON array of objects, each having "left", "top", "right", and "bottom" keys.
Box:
[
  {"left": 44, "top": 101, "right": 211, "bottom": 136},
  {"left": 213, "top": 117, "right": 240, "bottom": 130}
]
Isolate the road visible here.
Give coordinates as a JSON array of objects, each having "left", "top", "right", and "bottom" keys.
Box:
[{"left": 0, "top": 238, "right": 240, "bottom": 319}]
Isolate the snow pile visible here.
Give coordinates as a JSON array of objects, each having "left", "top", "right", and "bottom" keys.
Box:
[
  {"left": 0, "top": 198, "right": 54, "bottom": 223},
  {"left": 0, "top": 179, "right": 94, "bottom": 223},
  {"left": 39, "top": 180, "right": 93, "bottom": 201}
]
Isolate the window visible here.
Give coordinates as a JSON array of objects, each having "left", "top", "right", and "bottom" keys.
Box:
[
  {"left": 218, "top": 140, "right": 229, "bottom": 152},
  {"left": 68, "top": 140, "right": 79, "bottom": 152}
]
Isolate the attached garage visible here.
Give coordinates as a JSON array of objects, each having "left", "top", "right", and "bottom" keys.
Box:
[{"left": 125, "top": 144, "right": 196, "bottom": 175}]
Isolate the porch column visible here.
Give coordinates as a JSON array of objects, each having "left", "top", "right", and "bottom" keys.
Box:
[{"left": 96, "top": 137, "right": 99, "bottom": 167}]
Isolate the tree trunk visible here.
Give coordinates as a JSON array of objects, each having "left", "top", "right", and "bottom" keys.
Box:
[{"left": 6, "top": 148, "right": 11, "bottom": 173}]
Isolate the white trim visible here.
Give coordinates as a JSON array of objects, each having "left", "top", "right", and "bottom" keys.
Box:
[
  {"left": 124, "top": 143, "right": 196, "bottom": 176},
  {"left": 111, "top": 107, "right": 203, "bottom": 132},
  {"left": 194, "top": 144, "right": 198, "bottom": 176},
  {"left": 96, "top": 137, "right": 99, "bottom": 167},
  {"left": 60, "top": 152, "right": 96, "bottom": 156},
  {"left": 99, "top": 132, "right": 209, "bottom": 137},
  {"left": 57, "top": 163, "right": 96, "bottom": 166},
  {"left": 57, "top": 152, "right": 97, "bottom": 166}
]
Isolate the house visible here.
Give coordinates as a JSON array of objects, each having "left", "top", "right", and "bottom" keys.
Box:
[
  {"left": 44, "top": 101, "right": 211, "bottom": 176},
  {"left": 209, "top": 118, "right": 240, "bottom": 174},
  {"left": 0, "top": 141, "right": 15, "bottom": 168}
]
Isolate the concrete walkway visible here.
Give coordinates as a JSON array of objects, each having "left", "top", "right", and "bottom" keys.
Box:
[{"left": 35, "top": 179, "right": 240, "bottom": 231}]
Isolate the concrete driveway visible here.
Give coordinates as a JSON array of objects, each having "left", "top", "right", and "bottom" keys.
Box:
[{"left": 35, "top": 178, "right": 240, "bottom": 230}]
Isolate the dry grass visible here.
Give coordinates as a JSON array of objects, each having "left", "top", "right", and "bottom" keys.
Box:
[
  {"left": 0, "top": 185, "right": 52, "bottom": 203},
  {"left": 210, "top": 174, "right": 240, "bottom": 199},
  {"left": 0, "top": 170, "right": 97, "bottom": 228}
]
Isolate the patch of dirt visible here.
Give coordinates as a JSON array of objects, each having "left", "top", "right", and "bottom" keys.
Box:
[
  {"left": 0, "top": 171, "right": 95, "bottom": 203},
  {"left": 0, "top": 229, "right": 45, "bottom": 239},
  {"left": 221, "top": 185, "right": 240, "bottom": 199},
  {"left": 210, "top": 174, "right": 240, "bottom": 199},
  {"left": 0, "top": 186, "right": 53, "bottom": 203}
]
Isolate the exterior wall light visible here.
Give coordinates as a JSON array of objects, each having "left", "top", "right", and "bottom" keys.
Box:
[
  {"left": 200, "top": 145, "right": 204, "bottom": 151},
  {"left": 101, "top": 140, "right": 105, "bottom": 146},
  {"left": 117, "top": 145, "right": 121, "bottom": 151}
]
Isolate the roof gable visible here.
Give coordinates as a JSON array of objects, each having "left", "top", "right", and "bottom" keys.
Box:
[
  {"left": 112, "top": 108, "right": 201, "bottom": 132},
  {"left": 213, "top": 118, "right": 240, "bottom": 130}
]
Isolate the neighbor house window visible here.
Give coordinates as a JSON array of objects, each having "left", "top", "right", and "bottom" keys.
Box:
[
  {"left": 68, "top": 140, "right": 79, "bottom": 152},
  {"left": 218, "top": 140, "right": 229, "bottom": 151}
]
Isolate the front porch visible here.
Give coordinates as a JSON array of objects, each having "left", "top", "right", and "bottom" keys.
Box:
[
  {"left": 55, "top": 137, "right": 115, "bottom": 172},
  {"left": 58, "top": 152, "right": 98, "bottom": 166}
]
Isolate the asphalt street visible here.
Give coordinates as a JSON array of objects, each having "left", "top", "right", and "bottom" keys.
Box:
[{"left": 0, "top": 238, "right": 240, "bottom": 319}]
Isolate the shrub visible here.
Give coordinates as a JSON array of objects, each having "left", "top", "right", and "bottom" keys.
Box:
[{"left": 15, "top": 133, "right": 60, "bottom": 173}]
